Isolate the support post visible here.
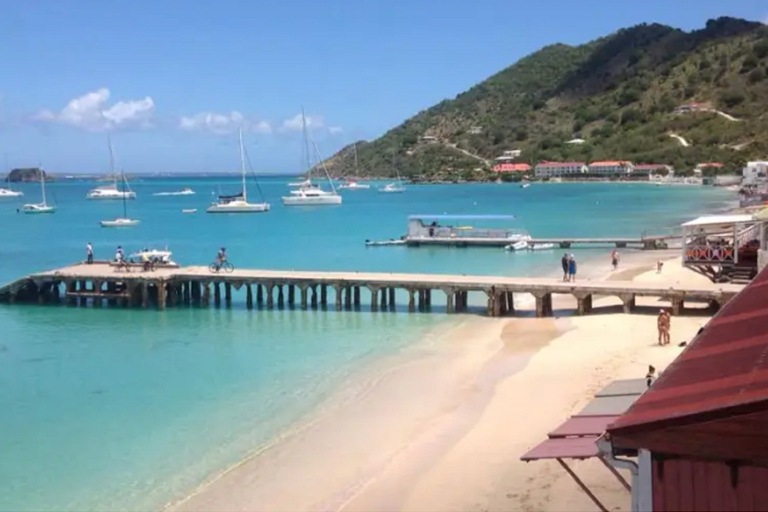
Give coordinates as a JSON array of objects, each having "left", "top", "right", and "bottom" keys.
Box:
[
  {"left": 320, "top": 285, "right": 327, "bottom": 307},
  {"left": 169, "top": 283, "right": 178, "bottom": 307},
  {"left": 380, "top": 287, "right": 388, "bottom": 309},
  {"left": 671, "top": 297, "right": 684, "bottom": 316},
  {"left": 91, "top": 281, "right": 102, "bottom": 307},
  {"left": 533, "top": 292, "right": 552, "bottom": 318},
  {"left": 425, "top": 289, "right": 432, "bottom": 307},
  {"left": 408, "top": 289, "right": 416, "bottom": 312},
  {"left": 370, "top": 288, "right": 379, "bottom": 312},
  {"left": 506, "top": 292, "right": 515, "bottom": 314},
  {"left": 142, "top": 282, "right": 150, "bottom": 309},
  {"left": 310, "top": 286, "right": 318, "bottom": 309},
  {"left": 225, "top": 283, "right": 232, "bottom": 307},
  {"left": 277, "top": 285, "right": 284, "bottom": 309},
  {"left": 353, "top": 286, "right": 360, "bottom": 308},
  {"left": 257, "top": 284, "right": 264, "bottom": 307},
  {"left": 246, "top": 284, "right": 253, "bottom": 310},
  {"left": 300, "top": 286, "right": 308, "bottom": 310},
  {"left": 388, "top": 288, "right": 396, "bottom": 310},
  {"left": 66, "top": 281, "right": 76, "bottom": 306},
  {"left": 620, "top": 294, "right": 635, "bottom": 314},
  {"left": 334, "top": 285, "right": 342, "bottom": 311},
  {"left": 202, "top": 283, "right": 210, "bottom": 307},
  {"left": 157, "top": 282, "right": 167, "bottom": 310},
  {"left": 575, "top": 294, "right": 593, "bottom": 315},
  {"left": 214, "top": 283, "right": 221, "bottom": 308},
  {"left": 79, "top": 281, "right": 87, "bottom": 307},
  {"left": 344, "top": 287, "right": 352, "bottom": 310},
  {"left": 288, "top": 285, "right": 295, "bottom": 308},
  {"left": 266, "top": 284, "right": 274, "bottom": 309},
  {"left": 446, "top": 290, "right": 454, "bottom": 313}
]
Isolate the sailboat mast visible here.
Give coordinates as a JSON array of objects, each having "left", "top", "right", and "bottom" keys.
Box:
[
  {"left": 121, "top": 170, "right": 127, "bottom": 218},
  {"left": 107, "top": 134, "right": 117, "bottom": 187},
  {"left": 353, "top": 143, "right": 359, "bottom": 176},
  {"left": 301, "top": 108, "right": 312, "bottom": 180},
  {"left": 238, "top": 127, "right": 247, "bottom": 202},
  {"left": 37, "top": 165, "right": 47, "bottom": 205}
]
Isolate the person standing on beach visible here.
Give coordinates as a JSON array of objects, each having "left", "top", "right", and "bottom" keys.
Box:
[
  {"left": 663, "top": 310, "right": 671, "bottom": 345},
  {"left": 568, "top": 254, "right": 577, "bottom": 282},
  {"left": 611, "top": 249, "right": 620, "bottom": 271},
  {"left": 86, "top": 242, "right": 94, "bottom": 264},
  {"left": 561, "top": 253, "right": 569, "bottom": 281},
  {"left": 657, "top": 310, "right": 671, "bottom": 345}
]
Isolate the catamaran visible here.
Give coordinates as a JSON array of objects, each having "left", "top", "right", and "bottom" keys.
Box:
[
  {"left": 0, "top": 187, "right": 23, "bottom": 198},
  {"left": 282, "top": 109, "right": 342, "bottom": 206},
  {"left": 21, "top": 169, "right": 55, "bottom": 214},
  {"left": 379, "top": 152, "right": 406, "bottom": 193},
  {"left": 206, "top": 128, "right": 270, "bottom": 213},
  {"left": 87, "top": 136, "right": 137, "bottom": 200}
]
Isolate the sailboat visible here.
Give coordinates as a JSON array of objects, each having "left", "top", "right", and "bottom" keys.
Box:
[
  {"left": 0, "top": 155, "right": 23, "bottom": 197},
  {"left": 87, "top": 136, "right": 137, "bottom": 200},
  {"left": 21, "top": 168, "right": 55, "bottom": 214},
  {"left": 100, "top": 141, "right": 140, "bottom": 227},
  {"left": 338, "top": 144, "right": 370, "bottom": 190},
  {"left": 281, "top": 109, "right": 342, "bottom": 206},
  {"left": 206, "top": 128, "right": 270, "bottom": 213},
  {"left": 379, "top": 151, "right": 406, "bottom": 193}
]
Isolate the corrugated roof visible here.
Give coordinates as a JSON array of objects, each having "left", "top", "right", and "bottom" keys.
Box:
[
  {"left": 520, "top": 437, "right": 600, "bottom": 461},
  {"left": 548, "top": 415, "right": 619, "bottom": 438},
  {"left": 608, "top": 265, "right": 768, "bottom": 439}
]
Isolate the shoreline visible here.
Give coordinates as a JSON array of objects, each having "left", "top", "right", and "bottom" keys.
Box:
[{"left": 168, "top": 247, "right": 703, "bottom": 512}]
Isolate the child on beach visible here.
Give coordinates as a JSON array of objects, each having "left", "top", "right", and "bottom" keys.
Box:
[
  {"left": 568, "top": 254, "right": 577, "bottom": 282},
  {"left": 610, "top": 249, "right": 620, "bottom": 271},
  {"left": 656, "top": 260, "right": 664, "bottom": 274}
]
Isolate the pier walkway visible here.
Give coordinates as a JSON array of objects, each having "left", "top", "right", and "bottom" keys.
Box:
[
  {"left": 0, "top": 263, "right": 743, "bottom": 317},
  {"left": 405, "top": 235, "right": 678, "bottom": 249}
]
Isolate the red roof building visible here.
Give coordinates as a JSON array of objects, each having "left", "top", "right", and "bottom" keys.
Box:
[
  {"left": 492, "top": 163, "right": 531, "bottom": 173},
  {"left": 606, "top": 265, "right": 768, "bottom": 511}
]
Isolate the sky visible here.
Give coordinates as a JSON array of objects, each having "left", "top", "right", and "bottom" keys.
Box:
[{"left": 0, "top": 0, "right": 765, "bottom": 174}]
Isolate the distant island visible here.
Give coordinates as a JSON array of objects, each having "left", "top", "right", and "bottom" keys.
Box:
[
  {"left": 5, "top": 168, "right": 53, "bottom": 183},
  {"left": 321, "top": 17, "right": 768, "bottom": 182}
]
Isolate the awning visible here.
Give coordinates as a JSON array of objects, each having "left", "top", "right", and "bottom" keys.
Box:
[{"left": 681, "top": 214, "right": 754, "bottom": 227}]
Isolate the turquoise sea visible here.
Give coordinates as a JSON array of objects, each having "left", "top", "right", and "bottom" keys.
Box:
[{"left": 0, "top": 178, "right": 734, "bottom": 511}]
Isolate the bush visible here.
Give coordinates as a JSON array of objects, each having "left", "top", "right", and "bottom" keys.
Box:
[
  {"left": 754, "top": 40, "right": 768, "bottom": 59},
  {"left": 748, "top": 68, "right": 765, "bottom": 84},
  {"left": 719, "top": 90, "right": 746, "bottom": 108}
]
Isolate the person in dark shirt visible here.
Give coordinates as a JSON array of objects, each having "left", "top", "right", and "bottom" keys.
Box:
[{"left": 561, "top": 253, "right": 569, "bottom": 282}]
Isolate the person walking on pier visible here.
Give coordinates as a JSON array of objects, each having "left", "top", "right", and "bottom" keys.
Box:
[
  {"left": 561, "top": 253, "right": 569, "bottom": 282},
  {"left": 567, "top": 254, "right": 577, "bottom": 282},
  {"left": 610, "top": 249, "right": 620, "bottom": 271},
  {"left": 86, "top": 242, "right": 94, "bottom": 264}
]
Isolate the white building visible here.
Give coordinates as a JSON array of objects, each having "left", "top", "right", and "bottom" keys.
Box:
[
  {"left": 469, "top": 126, "right": 482, "bottom": 135},
  {"left": 534, "top": 161, "right": 587, "bottom": 178},
  {"left": 587, "top": 161, "right": 634, "bottom": 175},
  {"left": 495, "top": 149, "right": 522, "bottom": 163},
  {"left": 743, "top": 161, "right": 768, "bottom": 185}
]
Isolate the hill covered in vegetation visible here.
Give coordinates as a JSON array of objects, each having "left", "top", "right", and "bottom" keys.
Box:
[
  {"left": 322, "top": 17, "right": 768, "bottom": 181},
  {"left": 5, "top": 168, "right": 52, "bottom": 182}
]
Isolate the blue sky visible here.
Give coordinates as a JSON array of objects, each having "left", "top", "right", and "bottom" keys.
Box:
[{"left": 0, "top": 0, "right": 765, "bottom": 174}]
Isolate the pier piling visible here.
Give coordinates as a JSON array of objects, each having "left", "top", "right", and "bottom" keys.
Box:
[
  {"left": 353, "top": 287, "right": 360, "bottom": 309},
  {"left": 246, "top": 284, "right": 253, "bottom": 310},
  {"left": 370, "top": 288, "right": 378, "bottom": 312},
  {"left": 408, "top": 289, "right": 416, "bottom": 312},
  {"left": 266, "top": 284, "right": 274, "bottom": 309},
  {"left": 300, "top": 286, "right": 308, "bottom": 310},
  {"left": 277, "top": 286, "right": 285, "bottom": 309},
  {"left": 388, "top": 288, "right": 396, "bottom": 310},
  {"left": 321, "top": 285, "right": 327, "bottom": 307},
  {"left": 311, "top": 285, "right": 318, "bottom": 309},
  {"left": 225, "top": 283, "right": 232, "bottom": 306},
  {"left": 288, "top": 285, "right": 295, "bottom": 308}
]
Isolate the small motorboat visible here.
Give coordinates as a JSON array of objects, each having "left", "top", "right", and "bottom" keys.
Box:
[
  {"left": 520, "top": 183, "right": 530, "bottom": 189},
  {"left": 100, "top": 217, "right": 140, "bottom": 228},
  {"left": 505, "top": 240, "right": 530, "bottom": 251},
  {"left": 365, "top": 239, "right": 406, "bottom": 247},
  {"left": 182, "top": 208, "right": 197, "bottom": 214},
  {"left": 527, "top": 243, "right": 555, "bottom": 251},
  {"left": 153, "top": 188, "right": 195, "bottom": 196}
]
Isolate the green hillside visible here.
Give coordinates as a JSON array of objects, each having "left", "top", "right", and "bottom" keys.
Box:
[{"left": 322, "top": 17, "right": 768, "bottom": 181}]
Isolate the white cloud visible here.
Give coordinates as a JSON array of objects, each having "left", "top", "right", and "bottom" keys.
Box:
[
  {"left": 179, "top": 111, "right": 272, "bottom": 135},
  {"left": 35, "top": 88, "right": 154, "bottom": 131},
  {"left": 280, "top": 113, "right": 325, "bottom": 132},
  {"left": 328, "top": 126, "right": 343, "bottom": 135}
]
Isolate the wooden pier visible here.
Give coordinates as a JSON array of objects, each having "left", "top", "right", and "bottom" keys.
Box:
[
  {"left": 0, "top": 263, "right": 743, "bottom": 317},
  {"left": 405, "top": 235, "right": 678, "bottom": 249}
]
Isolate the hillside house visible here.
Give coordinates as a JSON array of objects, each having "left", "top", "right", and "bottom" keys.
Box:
[
  {"left": 534, "top": 162, "right": 587, "bottom": 178},
  {"left": 420, "top": 135, "right": 439, "bottom": 144},
  {"left": 743, "top": 161, "right": 768, "bottom": 185},
  {"left": 469, "top": 126, "right": 482, "bottom": 135},
  {"left": 587, "top": 161, "right": 634, "bottom": 175},
  {"left": 494, "top": 150, "right": 522, "bottom": 163},
  {"left": 492, "top": 163, "right": 531, "bottom": 174},
  {"left": 673, "top": 102, "right": 707, "bottom": 114}
]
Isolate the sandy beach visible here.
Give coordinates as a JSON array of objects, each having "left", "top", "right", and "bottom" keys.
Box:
[{"left": 170, "top": 250, "right": 717, "bottom": 512}]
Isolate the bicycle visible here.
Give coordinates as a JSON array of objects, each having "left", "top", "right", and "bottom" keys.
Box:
[{"left": 209, "top": 260, "right": 234, "bottom": 273}]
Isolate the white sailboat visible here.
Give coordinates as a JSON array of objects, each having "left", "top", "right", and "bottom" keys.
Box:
[
  {"left": 379, "top": 151, "right": 406, "bottom": 193},
  {"left": 88, "top": 135, "right": 137, "bottom": 200},
  {"left": 338, "top": 144, "right": 371, "bottom": 190},
  {"left": 282, "top": 109, "right": 342, "bottom": 206},
  {"left": 21, "top": 168, "right": 55, "bottom": 214},
  {"left": 100, "top": 141, "right": 140, "bottom": 227},
  {"left": 206, "top": 128, "right": 270, "bottom": 213},
  {"left": 1, "top": 155, "right": 24, "bottom": 197}
]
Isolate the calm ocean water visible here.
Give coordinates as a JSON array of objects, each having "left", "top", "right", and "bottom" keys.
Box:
[{"left": 0, "top": 177, "right": 734, "bottom": 511}]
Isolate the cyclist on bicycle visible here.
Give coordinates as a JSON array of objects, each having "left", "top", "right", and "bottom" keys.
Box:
[{"left": 215, "top": 247, "right": 227, "bottom": 269}]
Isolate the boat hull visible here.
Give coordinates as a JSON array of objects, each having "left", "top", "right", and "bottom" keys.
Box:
[
  {"left": 21, "top": 205, "right": 55, "bottom": 214},
  {"left": 100, "top": 219, "right": 141, "bottom": 228},
  {"left": 0, "top": 189, "right": 23, "bottom": 198},
  {"left": 87, "top": 192, "right": 136, "bottom": 200},
  {"left": 281, "top": 195, "right": 342, "bottom": 206},
  {"left": 206, "top": 203, "right": 271, "bottom": 213}
]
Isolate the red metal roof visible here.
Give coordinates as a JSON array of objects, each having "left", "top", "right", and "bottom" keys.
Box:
[
  {"left": 548, "top": 415, "right": 619, "bottom": 438},
  {"left": 492, "top": 163, "right": 531, "bottom": 173},
  {"left": 608, "top": 266, "right": 768, "bottom": 461},
  {"left": 535, "top": 161, "right": 586, "bottom": 168},
  {"left": 589, "top": 161, "right": 631, "bottom": 167},
  {"left": 521, "top": 436, "right": 600, "bottom": 461}
]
